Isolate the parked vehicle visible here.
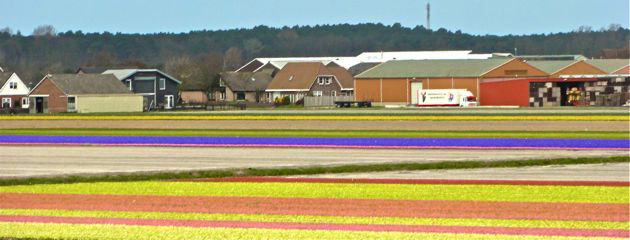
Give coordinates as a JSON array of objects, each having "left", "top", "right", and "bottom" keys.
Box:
[{"left": 416, "top": 89, "right": 478, "bottom": 107}]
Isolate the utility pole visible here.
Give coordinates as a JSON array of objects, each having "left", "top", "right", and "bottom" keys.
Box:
[{"left": 426, "top": 1, "right": 431, "bottom": 30}]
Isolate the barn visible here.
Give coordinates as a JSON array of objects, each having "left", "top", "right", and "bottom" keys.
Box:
[{"left": 354, "top": 58, "right": 547, "bottom": 105}]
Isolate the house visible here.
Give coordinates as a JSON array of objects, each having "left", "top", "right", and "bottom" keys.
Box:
[
  {"left": 265, "top": 62, "right": 354, "bottom": 103},
  {"left": 28, "top": 74, "right": 143, "bottom": 113},
  {"left": 102, "top": 69, "right": 181, "bottom": 110},
  {"left": 0, "top": 72, "right": 30, "bottom": 110},
  {"left": 354, "top": 58, "right": 548, "bottom": 105},
  {"left": 526, "top": 60, "right": 606, "bottom": 78},
  {"left": 217, "top": 71, "right": 273, "bottom": 102},
  {"left": 180, "top": 90, "right": 209, "bottom": 104}
]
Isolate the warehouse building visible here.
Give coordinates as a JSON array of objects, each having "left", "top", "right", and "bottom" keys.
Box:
[
  {"left": 480, "top": 59, "right": 629, "bottom": 107},
  {"left": 526, "top": 60, "right": 606, "bottom": 78},
  {"left": 354, "top": 58, "right": 547, "bottom": 105},
  {"left": 480, "top": 74, "right": 630, "bottom": 107}
]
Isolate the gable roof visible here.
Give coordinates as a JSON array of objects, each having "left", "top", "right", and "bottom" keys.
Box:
[
  {"left": 266, "top": 62, "right": 354, "bottom": 91},
  {"left": 585, "top": 59, "right": 630, "bottom": 73},
  {"left": 517, "top": 55, "right": 587, "bottom": 61},
  {"left": 348, "top": 62, "right": 381, "bottom": 76},
  {"left": 326, "top": 66, "right": 354, "bottom": 89},
  {"left": 356, "top": 59, "right": 514, "bottom": 78},
  {"left": 0, "top": 72, "right": 13, "bottom": 88},
  {"left": 266, "top": 62, "right": 324, "bottom": 91},
  {"left": 41, "top": 74, "right": 133, "bottom": 95},
  {"left": 102, "top": 69, "right": 182, "bottom": 84},
  {"left": 220, "top": 72, "right": 273, "bottom": 92},
  {"left": 526, "top": 60, "right": 578, "bottom": 74}
]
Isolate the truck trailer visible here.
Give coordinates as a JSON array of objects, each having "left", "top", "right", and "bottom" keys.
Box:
[{"left": 416, "top": 89, "right": 478, "bottom": 107}]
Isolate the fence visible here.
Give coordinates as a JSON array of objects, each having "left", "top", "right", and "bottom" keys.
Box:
[{"left": 304, "top": 96, "right": 353, "bottom": 107}]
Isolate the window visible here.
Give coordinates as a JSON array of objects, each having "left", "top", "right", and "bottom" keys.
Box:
[
  {"left": 313, "top": 91, "right": 323, "bottom": 97},
  {"left": 67, "top": 96, "right": 76, "bottom": 112},
  {"left": 219, "top": 79, "right": 225, "bottom": 87},
  {"left": 126, "top": 79, "right": 133, "bottom": 91},
  {"left": 9, "top": 82, "right": 17, "bottom": 89},
  {"left": 317, "top": 76, "right": 333, "bottom": 85},
  {"left": 331, "top": 91, "right": 337, "bottom": 97},
  {"left": 21, "top": 97, "right": 29, "bottom": 107},
  {"left": 1, "top": 98, "right": 11, "bottom": 108},
  {"left": 159, "top": 78, "right": 166, "bottom": 90}
]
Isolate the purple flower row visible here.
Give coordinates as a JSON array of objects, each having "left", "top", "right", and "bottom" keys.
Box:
[{"left": 0, "top": 136, "right": 627, "bottom": 150}]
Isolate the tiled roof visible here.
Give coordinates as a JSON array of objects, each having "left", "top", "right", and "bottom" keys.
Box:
[{"left": 46, "top": 74, "right": 133, "bottom": 95}]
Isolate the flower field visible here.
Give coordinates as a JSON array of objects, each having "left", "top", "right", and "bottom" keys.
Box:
[
  {"left": 0, "top": 135, "right": 628, "bottom": 150},
  {"left": 0, "top": 178, "right": 628, "bottom": 239},
  {"left": 0, "top": 115, "right": 627, "bottom": 121}
]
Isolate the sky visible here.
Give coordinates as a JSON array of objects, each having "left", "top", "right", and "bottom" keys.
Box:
[{"left": 1, "top": 0, "right": 628, "bottom": 36}]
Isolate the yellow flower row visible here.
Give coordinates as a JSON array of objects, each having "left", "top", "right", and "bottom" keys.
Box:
[
  {"left": 2, "top": 209, "right": 626, "bottom": 230},
  {"left": 2, "top": 182, "right": 626, "bottom": 204},
  {"left": 0, "top": 115, "right": 627, "bottom": 121},
  {"left": 0, "top": 222, "right": 619, "bottom": 240}
]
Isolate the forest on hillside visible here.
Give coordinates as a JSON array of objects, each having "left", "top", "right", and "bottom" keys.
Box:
[{"left": 0, "top": 23, "right": 628, "bottom": 90}]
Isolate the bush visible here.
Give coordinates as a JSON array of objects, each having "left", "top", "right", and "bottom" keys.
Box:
[{"left": 295, "top": 98, "right": 304, "bottom": 106}]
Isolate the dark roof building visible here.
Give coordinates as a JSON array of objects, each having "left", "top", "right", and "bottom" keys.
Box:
[
  {"left": 348, "top": 62, "right": 381, "bottom": 76},
  {"left": 220, "top": 72, "right": 273, "bottom": 92}
]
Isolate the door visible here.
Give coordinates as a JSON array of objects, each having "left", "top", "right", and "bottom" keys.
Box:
[
  {"left": 164, "top": 95, "right": 174, "bottom": 109},
  {"left": 35, "top": 97, "right": 44, "bottom": 113},
  {"left": 411, "top": 82, "right": 423, "bottom": 105}
]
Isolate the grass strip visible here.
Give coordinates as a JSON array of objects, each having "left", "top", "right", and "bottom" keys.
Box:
[
  {"left": 2, "top": 181, "right": 626, "bottom": 203},
  {"left": 0, "top": 129, "right": 627, "bottom": 139},
  {"left": 0, "top": 156, "right": 627, "bottom": 187},
  {"left": 0, "top": 115, "right": 627, "bottom": 121},
  {"left": 1, "top": 209, "right": 626, "bottom": 230},
  {"left": 0, "top": 222, "right": 623, "bottom": 240}
]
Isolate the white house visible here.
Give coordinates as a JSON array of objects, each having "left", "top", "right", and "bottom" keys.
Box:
[{"left": 0, "top": 72, "right": 30, "bottom": 109}]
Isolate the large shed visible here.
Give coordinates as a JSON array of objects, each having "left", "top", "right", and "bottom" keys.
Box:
[
  {"left": 354, "top": 58, "right": 547, "bottom": 105},
  {"left": 28, "top": 74, "right": 143, "bottom": 113}
]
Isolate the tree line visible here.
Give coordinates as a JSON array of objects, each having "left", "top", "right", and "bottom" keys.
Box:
[{"left": 0, "top": 23, "right": 628, "bottom": 90}]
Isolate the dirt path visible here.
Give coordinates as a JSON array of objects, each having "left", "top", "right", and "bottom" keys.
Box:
[
  {"left": 0, "top": 146, "right": 625, "bottom": 179},
  {"left": 0, "top": 120, "right": 627, "bottom": 131},
  {"left": 294, "top": 163, "right": 630, "bottom": 182}
]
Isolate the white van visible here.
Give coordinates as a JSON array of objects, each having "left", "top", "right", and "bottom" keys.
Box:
[{"left": 416, "top": 89, "right": 478, "bottom": 107}]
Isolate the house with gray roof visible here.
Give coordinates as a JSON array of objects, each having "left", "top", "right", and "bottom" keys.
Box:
[
  {"left": 28, "top": 74, "right": 143, "bottom": 113},
  {"left": 217, "top": 71, "right": 273, "bottom": 102},
  {"left": 101, "top": 69, "right": 181, "bottom": 110}
]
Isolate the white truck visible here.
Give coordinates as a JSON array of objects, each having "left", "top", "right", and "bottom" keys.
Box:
[{"left": 416, "top": 89, "right": 478, "bottom": 107}]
